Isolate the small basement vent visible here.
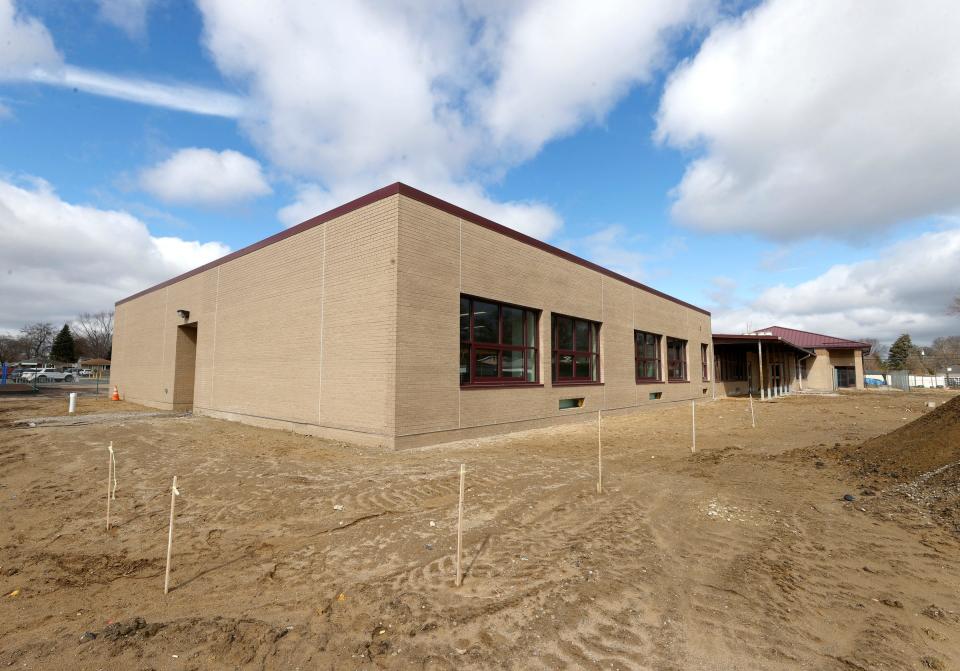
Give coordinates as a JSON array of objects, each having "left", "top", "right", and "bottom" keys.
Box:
[
  {"left": 559, "top": 397, "right": 585, "bottom": 410},
  {"left": 649, "top": 392, "right": 662, "bottom": 400}
]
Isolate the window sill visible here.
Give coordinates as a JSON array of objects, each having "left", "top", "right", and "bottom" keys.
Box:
[
  {"left": 635, "top": 379, "right": 664, "bottom": 385},
  {"left": 668, "top": 379, "right": 690, "bottom": 384},
  {"left": 460, "top": 383, "right": 544, "bottom": 390},
  {"left": 552, "top": 381, "right": 604, "bottom": 387}
]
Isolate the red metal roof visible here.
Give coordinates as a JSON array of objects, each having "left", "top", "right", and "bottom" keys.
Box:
[{"left": 750, "top": 326, "right": 871, "bottom": 351}]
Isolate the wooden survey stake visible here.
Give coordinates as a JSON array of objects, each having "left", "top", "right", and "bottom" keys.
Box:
[
  {"left": 164, "top": 476, "right": 180, "bottom": 594},
  {"left": 749, "top": 392, "right": 756, "bottom": 429},
  {"left": 597, "top": 410, "right": 603, "bottom": 494},
  {"left": 105, "top": 442, "right": 116, "bottom": 530},
  {"left": 455, "top": 464, "right": 465, "bottom": 587},
  {"left": 691, "top": 400, "right": 697, "bottom": 453}
]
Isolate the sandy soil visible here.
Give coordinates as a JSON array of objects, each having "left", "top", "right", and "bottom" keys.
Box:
[{"left": 1, "top": 389, "right": 959, "bottom": 670}]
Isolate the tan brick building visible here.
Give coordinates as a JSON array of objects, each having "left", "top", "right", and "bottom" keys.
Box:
[
  {"left": 111, "top": 183, "right": 714, "bottom": 447},
  {"left": 712, "top": 326, "right": 869, "bottom": 398}
]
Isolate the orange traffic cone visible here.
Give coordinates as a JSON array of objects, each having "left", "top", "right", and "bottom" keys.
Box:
[{"left": 111, "top": 386, "right": 120, "bottom": 401}]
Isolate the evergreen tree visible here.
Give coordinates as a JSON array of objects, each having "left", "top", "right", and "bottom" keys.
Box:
[
  {"left": 886, "top": 333, "right": 913, "bottom": 370},
  {"left": 50, "top": 324, "right": 76, "bottom": 363}
]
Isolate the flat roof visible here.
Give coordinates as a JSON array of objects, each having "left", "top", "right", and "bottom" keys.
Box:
[
  {"left": 115, "top": 182, "right": 710, "bottom": 315},
  {"left": 712, "top": 333, "right": 813, "bottom": 354}
]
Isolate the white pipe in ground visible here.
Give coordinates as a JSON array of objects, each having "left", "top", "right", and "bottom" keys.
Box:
[{"left": 68, "top": 392, "right": 77, "bottom": 414}]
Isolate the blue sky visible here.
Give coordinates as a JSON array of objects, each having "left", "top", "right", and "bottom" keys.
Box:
[{"left": 1, "top": 0, "right": 958, "bottom": 343}]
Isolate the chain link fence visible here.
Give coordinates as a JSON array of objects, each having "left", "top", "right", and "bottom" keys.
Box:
[
  {"left": 866, "top": 369, "right": 958, "bottom": 391},
  {"left": 2, "top": 367, "right": 109, "bottom": 395}
]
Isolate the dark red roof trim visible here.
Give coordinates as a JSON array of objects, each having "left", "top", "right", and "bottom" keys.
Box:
[
  {"left": 712, "top": 333, "right": 813, "bottom": 355},
  {"left": 117, "top": 182, "right": 710, "bottom": 315},
  {"left": 712, "top": 333, "right": 784, "bottom": 341}
]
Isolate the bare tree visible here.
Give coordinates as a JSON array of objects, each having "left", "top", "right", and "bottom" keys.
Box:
[
  {"left": 20, "top": 322, "right": 54, "bottom": 359},
  {"left": 857, "top": 337, "right": 887, "bottom": 370},
  {"left": 0, "top": 335, "right": 25, "bottom": 363},
  {"left": 930, "top": 336, "right": 960, "bottom": 367},
  {"left": 74, "top": 311, "right": 114, "bottom": 360},
  {"left": 857, "top": 337, "right": 887, "bottom": 357},
  {"left": 951, "top": 295, "right": 960, "bottom": 315}
]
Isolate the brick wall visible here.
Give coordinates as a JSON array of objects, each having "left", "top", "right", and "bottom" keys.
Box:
[
  {"left": 112, "top": 188, "right": 713, "bottom": 447},
  {"left": 394, "top": 194, "right": 713, "bottom": 446},
  {"left": 111, "top": 197, "right": 400, "bottom": 443}
]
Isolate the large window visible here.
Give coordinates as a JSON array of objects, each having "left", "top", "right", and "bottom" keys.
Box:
[
  {"left": 716, "top": 351, "right": 747, "bottom": 381},
  {"left": 460, "top": 296, "right": 538, "bottom": 385},
  {"left": 666, "top": 337, "right": 687, "bottom": 381},
  {"left": 701, "top": 343, "right": 710, "bottom": 381},
  {"left": 551, "top": 314, "right": 600, "bottom": 383},
  {"left": 635, "top": 331, "right": 661, "bottom": 382}
]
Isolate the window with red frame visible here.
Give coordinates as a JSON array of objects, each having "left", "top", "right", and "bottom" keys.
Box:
[
  {"left": 635, "top": 331, "right": 661, "bottom": 382},
  {"left": 551, "top": 314, "right": 600, "bottom": 383},
  {"left": 460, "top": 296, "right": 538, "bottom": 385},
  {"left": 701, "top": 343, "right": 710, "bottom": 381},
  {"left": 666, "top": 337, "right": 687, "bottom": 381}
]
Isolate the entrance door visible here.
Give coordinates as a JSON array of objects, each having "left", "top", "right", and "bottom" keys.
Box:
[
  {"left": 770, "top": 363, "right": 783, "bottom": 395},
  {"left": 836, "top": 366, "right": 856, "bottom": 389},
  {"left": 172, "top": 324, "right": 198, "bottom": 410}
]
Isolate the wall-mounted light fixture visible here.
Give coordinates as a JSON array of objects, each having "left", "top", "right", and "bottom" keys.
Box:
[{"left": 177, "top": 309, "right": 190, "bottom": 321}]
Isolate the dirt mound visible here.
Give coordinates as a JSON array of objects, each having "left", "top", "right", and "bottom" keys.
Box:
[
  {"left": 835, "top": 395, "right": 960, "bottom": 533},
  {"left": 836, "top": 396, "right": 960, "bottom": 479}
]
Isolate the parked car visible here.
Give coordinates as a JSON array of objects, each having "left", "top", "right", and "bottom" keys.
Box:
[{"left": 20, "top": 367, "right": 76, "bottom": 382}]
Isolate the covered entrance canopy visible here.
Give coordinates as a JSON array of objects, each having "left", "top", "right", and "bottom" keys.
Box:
[{"left": 712, "top": 333, "right": 814, "bottom": 399}]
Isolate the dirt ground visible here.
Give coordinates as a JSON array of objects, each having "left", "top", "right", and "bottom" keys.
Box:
[{"left": 1, "top": 389, "right": 959, "bottom": 670}]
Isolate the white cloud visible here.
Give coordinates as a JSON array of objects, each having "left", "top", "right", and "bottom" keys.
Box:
[
  {"left": 712, "top": 227, "right": 960, "bottom": 343},
  {"left": 96, "top": 0, "right": 155, "bottom": 38},
  {"left": 4, "top": 0, "right": 719, "bottom": 240},
  {"left": 0, "top": 0, "right": 61, "bottom": 77},
  {"left": 707, "top": 275, "right": 737, "bottom": 308},
  {"left": 483, "top": 0, "right": 713, "bottom": 159},
  {"left": 139, "top": 148, "right": 271, "bottom": 207},
  {"left": 656, "top": 0, "right": 960, "bottom": 238},
  {"left": 199, "top": 1, "right": 478, "bottom": 189},
  {"left": 0, "top": 0, "right": 242, "bottom": 116},
  {"left": 29, "top": 65, "right": 245, "bottom": 118},
  {"left": 0, "top": 176, "right": 228, "bottom": 332},
  {"left": 197, "top": 0, "right": 713, "bottom": 239}
]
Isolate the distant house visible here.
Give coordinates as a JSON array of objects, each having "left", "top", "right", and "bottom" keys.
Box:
[
  {"left": 712, "top": 326, "right": 871, "bottom": 398},
  {"left": 80, "top": 358, "right": 111, "bottom": 379}
]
